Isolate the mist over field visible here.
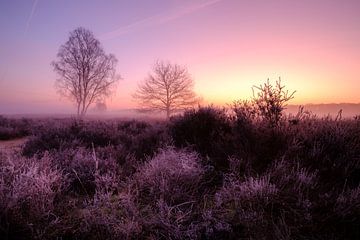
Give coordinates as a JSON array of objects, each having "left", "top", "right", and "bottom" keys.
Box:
[
  {"left": 3, "top": 103, "right": 360, "bottom": 119},
  {"left": 1, "top": 0, "right": 360, "bottom": 239}
]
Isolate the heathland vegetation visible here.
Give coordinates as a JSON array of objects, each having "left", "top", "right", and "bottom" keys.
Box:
[{"left": 0, "top": 79, "right": 359, "bottom": 239}]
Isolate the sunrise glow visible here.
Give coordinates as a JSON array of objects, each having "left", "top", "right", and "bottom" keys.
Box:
[{"left": 1, "top": 0, "right": 360, "bottom": 114}]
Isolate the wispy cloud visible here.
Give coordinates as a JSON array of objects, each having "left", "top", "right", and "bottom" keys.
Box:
[
  {"left": 25, "top": 0, "right": 39, "bottom": 34},
  {"left": 100, "top": 0, "right": 223, "bottom": 40}
]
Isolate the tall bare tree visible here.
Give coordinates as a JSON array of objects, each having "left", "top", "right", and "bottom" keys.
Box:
[
  {"left": 52, "top": 27, "right": 119, "bottom": 117},
  {"left": 133, "top": 60, "right": 199, "bottom": 119}
]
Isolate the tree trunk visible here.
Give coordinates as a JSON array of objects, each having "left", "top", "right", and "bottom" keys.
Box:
[
  {"left": 77, "top": 102, "right": 81, "bottom": 117},
  {"left": 166, "top": 108, "right": 170, "bottom": 120}
]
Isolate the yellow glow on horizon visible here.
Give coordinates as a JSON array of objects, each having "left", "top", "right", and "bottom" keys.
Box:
[{"left": 192, "top": 67, "right": 360, "bottom": 107}]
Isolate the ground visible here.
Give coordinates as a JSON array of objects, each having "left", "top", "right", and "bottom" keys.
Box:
[{"left": 0, "top": 137, "right": 28, "bottom": 153}]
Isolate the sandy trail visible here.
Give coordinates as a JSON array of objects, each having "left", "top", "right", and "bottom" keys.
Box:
[{"left": 0, "top": 137, "right": 28, "bottom": 153}]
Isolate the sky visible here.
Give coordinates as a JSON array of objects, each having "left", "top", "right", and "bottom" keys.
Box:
[{"left": 0, "top": 0, "right": 360, "bottom": 114}]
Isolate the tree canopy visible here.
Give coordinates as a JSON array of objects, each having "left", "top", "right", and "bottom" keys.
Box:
[
  {"left": 52, "top": 27, "right": 119, "bottom": 117},
  {"left": 133, "top": 60, "right": 199, "bottom": 119}
]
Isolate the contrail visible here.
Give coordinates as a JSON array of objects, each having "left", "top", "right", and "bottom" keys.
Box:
[
  {"left": 25, "top": 0, "right": 39, "bottom": 34},
  {"left": 100, "top": 0, "right": 223, "bottom": 40}
]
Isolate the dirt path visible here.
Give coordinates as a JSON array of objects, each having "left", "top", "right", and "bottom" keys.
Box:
[{"left": 0, "top": 137, "right": 28, "bottom": 153}]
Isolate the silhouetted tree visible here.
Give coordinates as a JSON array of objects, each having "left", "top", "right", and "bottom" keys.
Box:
[
  {"left": 52, "top": 27, "right": 119, "bottom": 117},
  {"left": 252, "top": 78, "right": 295, "bottom": 126},
  {"left": 133, "top": 60, "right": 199, "bottom": 119}
]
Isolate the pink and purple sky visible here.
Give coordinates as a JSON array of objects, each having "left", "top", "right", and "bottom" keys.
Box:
[{"left": 0, "top": 0, "right": 360, "bottom": 114}]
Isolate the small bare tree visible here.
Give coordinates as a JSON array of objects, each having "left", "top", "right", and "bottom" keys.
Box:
[
  {"left": 52, "top": 27, "right": 119, "bottom": 117},
  {"left": 252, "top": 78, "right": 295, "bottom": 126},
  {"left": 133, "top": 60, "right": 199, "bottom": 119}
]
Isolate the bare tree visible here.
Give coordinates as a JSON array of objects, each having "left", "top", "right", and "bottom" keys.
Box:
[
  {"left": 133, "top": 60, "right": 199, "bottom": 119},
  {"left": 52, "top": 27, "right": 119, "bottom": 117}
]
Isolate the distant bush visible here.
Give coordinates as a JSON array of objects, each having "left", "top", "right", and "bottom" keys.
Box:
[
  {"left": 0, "top": 116, "right": 32, "bottom": 140},
  {"left": 22, "top": 119, "right": 169, "bottom": 160},
  {"left": 22, "top": 120, "right": 84, "bottom": 157}
]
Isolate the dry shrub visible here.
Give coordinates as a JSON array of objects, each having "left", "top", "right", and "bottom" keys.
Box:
[
  {"left": 51, "top": 147, "right": 120, "bottom": 196},
  {"left": 289, "top": 119, "right": 360, "bottom": 189},
  {"left": 0, "top": 116, "right": 32, "bottom": 140},
  {"left": 0, "top": 152, "right": 63, "bottom": 239},
  {"left": 134, "top": 147, "right": 204, "bottom": 205},
  {"left": 132, "top": 147, "right": 205, "bottom": 239},
  {"left": 335, "top": 186, "right": 360, "bottom": 218},
  {"left": 67, "top": 148, "right": 206, "bottom": 240},
  {"left": 170, "top": 107, "right": 233, "bottom": 170},
  {"left": 215, "top": 174, "right": 278, "bottom": 238},
  {"left": 79, "top": 191, "right": 141, "bottom": 240}
]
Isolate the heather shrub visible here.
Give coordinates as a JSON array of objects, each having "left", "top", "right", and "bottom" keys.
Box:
[
  {"left": 71, "top": 148, "right": 207, "bottom": 240},
  {"left": 78, "top": 191, "right": 141, "bottom": 240},
  {"left": 0, "top": 116, "right": 32, "bottom": 140},
  {"left": 77, "top": 121, "right": 120, "bottom": 147},
  {"left": 130, "top": 148, "right": 206, "bottom": 239},
  {"left": 213, "top": 159, "right": 318, "bottom": 239},
  {"left": 229, "top": 101, "right": 257, "bottom": 164},
  {"left": 51, "top": 147, "right": 120, "bottom": 195},
  {"left": 288, "top": 119, "right": 360, "bottom": 189},
  {"left": 170, "top": 107, "right": 233, "bottom": 170},
  {"left": 92, "top": 145, "right": 139, "bottom": 179},
  {"left": 0, "top": 126, "right": 19, "bottom": 140},
  {"left": 119, "top": 123, "right": 170, "bottom": 161},
  {"left": 266, "top": 159, "right": 317, "bottom": 237},
  {"left": 331, "top": 186, "right": 360, "bottom": 238},
  {"left": 230, "top": 119, "right": 291, "bottom": 174},
  {"left": 2, "top": 113, "right": 360, "bottom": 239},
  {"left": 215, "top": 174, "right": 278, "bottom": 238},
  {"left": 94, "top": 171, "right": 122, "bottom": 194},
  {"left": 117, "top": 120, "right": 150, "bottom": 135},
  {"left": 22, "top": 120, "right": 83, "bottom": 157},
  {"left": 231, "top": 100, "right": 257, "bottom": 125},
  {"left": 0, "top": 152, "right": 63, "bottom": 239},
  {"left": 225, "top": 79, "right": 296, "bottom": 172},
  {"left": 334, "top": 186, "right": 360, "bottom": 219},
  {"left": 133, "top": 147, "right": 204, "bottom": 205},
  {"left": 169, "top": 105, "right": 293, "bottom": 173},
  {"left": 231, "top": 100, "right": 256, "bottom": 137},
  {"left": 250, "top": 124, "right": 291, "bottom": 172},
  {"left": 22, "top": 119, "right": 168, "bottom": 161},
  {"left": 265, "top": 154, "right": 360, "bottom": 238}
]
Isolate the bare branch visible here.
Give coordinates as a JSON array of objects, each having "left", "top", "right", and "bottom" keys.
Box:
[{"left": 252, "top": 78, "right": 296, "bottom": 126}]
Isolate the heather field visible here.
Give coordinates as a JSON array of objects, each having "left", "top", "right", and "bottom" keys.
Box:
[
  {"left": 0, "top": 106, "right": 359, "bottom": 240},
  {"left": 2, "top": 0, "right": 360, "bottom": 239}
]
